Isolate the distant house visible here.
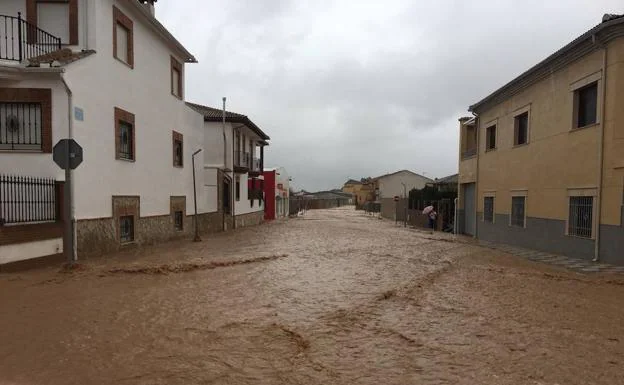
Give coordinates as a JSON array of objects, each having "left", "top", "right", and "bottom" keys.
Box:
[
  {"left": 373, "top": 170, "right": 433, "bottom": 219},
  {"left": 431, "top": 174, "right": 459, "bottom": 193}
]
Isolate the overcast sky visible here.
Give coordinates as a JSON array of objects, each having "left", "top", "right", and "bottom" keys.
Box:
[{"left": 157, "top": 0, "right": 622, "bottom": 191}]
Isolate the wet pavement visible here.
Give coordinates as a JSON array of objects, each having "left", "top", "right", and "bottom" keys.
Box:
[{"left": 1, "top": 207, "right": 623, "bottom": 385}]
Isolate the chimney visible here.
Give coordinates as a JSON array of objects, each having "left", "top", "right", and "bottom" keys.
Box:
[{"left": 139, "top": 0, "right": 156, "bottom": 17}]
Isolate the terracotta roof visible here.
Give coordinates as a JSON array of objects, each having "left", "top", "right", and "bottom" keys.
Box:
[
  {"left": 27, "top": 49, "right": 96, "bottom": 67},
  {"left": 470, "top": 14, "right": 624, "bottom": 112},
  {"left": 186, "top": 102, "right": 270, "bottom": 140}
]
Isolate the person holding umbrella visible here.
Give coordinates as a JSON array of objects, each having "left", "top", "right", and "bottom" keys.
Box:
[{"left": 422, "top": 203, "right": 437, "bottom": 233}]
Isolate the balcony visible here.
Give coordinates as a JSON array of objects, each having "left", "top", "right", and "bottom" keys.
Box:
[
  {"left": 0, "top": 13, "right": 62, "bottom": 63},
  {"left": 461, "top": 147, "right": 477, "bottom": 160},
  {"left": 234, "top": 151, "right": 251, "bottom": 173}
]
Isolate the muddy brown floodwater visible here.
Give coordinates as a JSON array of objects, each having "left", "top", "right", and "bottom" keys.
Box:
[{"left": 1, "top": 207, "right": 624, "bottom": 385}]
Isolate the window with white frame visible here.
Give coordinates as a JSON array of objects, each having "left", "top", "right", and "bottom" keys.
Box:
[
  {"left": 514, "top": 111, "right": 529, "bottom": 146},
  {"left": 510, "top": 196, "right": 526, "bottom": 227},
  {"left": 575, "top": 83, "right": 598, "bottom": 128},
  {"left": 568, "top": 196, "right": 593, "bottom": 238}
]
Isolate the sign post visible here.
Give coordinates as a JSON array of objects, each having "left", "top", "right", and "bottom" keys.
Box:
[{"left": 53, "top": 139, "right": 83, "bottom": 266}]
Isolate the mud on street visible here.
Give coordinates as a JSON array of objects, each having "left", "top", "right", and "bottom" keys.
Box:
[{"left": 1, "top": 207, "right": 623, "bottom": 385}]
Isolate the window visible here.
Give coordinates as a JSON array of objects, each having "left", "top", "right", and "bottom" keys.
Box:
[
  {"left": 575, "top": 82, "right": 598, "bottom": 128},
  {"left": 484, "top": 197, "right": 494, "bottom": 223},
  {"left": 172, "top": 131, "right": 183, "bottom": 167},
  {"left": 568, "top": 196, "right": 593, "bottom": 238},
  {"left": 38, "top": 3, "right": 69, "bottom": 43},
  {"left": 113, "top": 6, "right": 134, "bottom": 67},
  {"left": 486, "top": 125, "right": 496, "bottom": 151},
  {"left": 174, "top": 211, "right": 183, "bottom": 231},
  {"left": 510, "top": 196, "right": 526, "bottom": 227},
  {"left": 119, "top": 215, "right": 134, "bottom": 243},
  {"left": 0, "top": 87, "right": 52, "bottom": 153},
  {"left": 171, "top": 57, "right": 183, "bottom": 98},
  {"left": 235, "top": 177, "right": 240, "bottom": 201},
  {"left": 115, "top": 107, "right": 135, "bottom": 161},
  {"left": 514, "top": 112, "right": 529, "bottom": 146},
  {"left": 0, "top": 102, "right": 43, "bottom": 151},
  {"left": 27, "top": 0, "right": 78, "bottom": 45}
]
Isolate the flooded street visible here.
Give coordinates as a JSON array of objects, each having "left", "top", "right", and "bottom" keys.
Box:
[{"left": 1, "top": 207, "right": 623, "bottom": 384}]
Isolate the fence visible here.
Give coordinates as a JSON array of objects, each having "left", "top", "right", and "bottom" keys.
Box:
[
  {"left": 288, "top": 197, "right": 352, "bottom": 215},
  {"left": 0, "top": 13, "right": 62, "bottom": 62},
  {"left": 0, "top": 175, "right": 58, "bottom": 225}
]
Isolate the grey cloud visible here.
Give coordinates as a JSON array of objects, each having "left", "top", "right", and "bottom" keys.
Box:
[{"left": 158, "top": 0, "right": 623, "bottom": 191}]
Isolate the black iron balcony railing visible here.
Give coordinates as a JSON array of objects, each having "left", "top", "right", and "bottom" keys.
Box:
[{"left": 0, "top": 13, "right": 62, "bottom": 62}]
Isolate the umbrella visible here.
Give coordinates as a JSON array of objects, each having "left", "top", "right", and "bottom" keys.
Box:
[{"left": 422, "top": 205, "right": 434, "bottom": 215}]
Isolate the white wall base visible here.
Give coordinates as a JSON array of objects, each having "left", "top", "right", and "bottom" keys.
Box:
[{"left": 0, "top": 238, "right": 63, "bottom": 265}]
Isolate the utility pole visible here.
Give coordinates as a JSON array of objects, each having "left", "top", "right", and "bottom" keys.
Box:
[{"left": 401, "top": 182, "right": 407, "bottom": 228}]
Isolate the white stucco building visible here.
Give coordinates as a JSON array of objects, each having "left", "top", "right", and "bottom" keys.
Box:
[
  {"left": 0, "top": 0, "right": 269, "bottom": 265},
  {"left": 373, "top": 170, "right": 433, "bottom": 219}
]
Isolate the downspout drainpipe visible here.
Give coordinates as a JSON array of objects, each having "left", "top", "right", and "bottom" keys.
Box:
[
  {"left": 594, "top": 44, "right": 607, "bottom": 262},
  {"left": 222, "top": 97, "right": 227, "bottom": 232},
  {"left": 472, "top": 111, "right": 480, "bottom": 239},
  {"left": 60, "top": 71, "right": 77, "bottom": 263},
  {"left": 231, "top": 124, "right": 236, "bottom": 229}
]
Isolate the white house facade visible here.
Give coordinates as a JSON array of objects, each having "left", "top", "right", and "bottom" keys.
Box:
[
  {"left": 187, "top": 102, "right": 269, "bottom": 229},
  {"left": 375, "top": 170, "right": 433, "bottom": 219},
  {"left": 0, "top": 0, "right": 269, "bottom": 265}
]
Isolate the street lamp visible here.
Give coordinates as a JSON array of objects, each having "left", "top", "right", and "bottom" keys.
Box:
[{"left": 192, "top": 148, "right": 202, "bottom": 242}]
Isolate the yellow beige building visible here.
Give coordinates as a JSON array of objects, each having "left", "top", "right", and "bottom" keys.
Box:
[{"left": 458, "top": 14, "right": 624, "bottom": 265}]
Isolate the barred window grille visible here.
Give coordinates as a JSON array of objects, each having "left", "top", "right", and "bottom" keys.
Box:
[
  {"left": 174, "top": 211, "right": 183, "bottom": 231},
  {"left": 511, "top": 196, "right": 525, "bottom": 227},
  {"left": 119, "top": 215, "right": 134, "bottom": 243},
  {"left": 0, "top": 102, "right": 43, "bottom": 151},
  {"left": 569, "top": 197, "right": 593, "bottom": 238},
  {"left": 118, "top": 121, "right": 134, "bottom": 160},
  {"left": 484, "top": 197, "right": 494, "bottom": 223}
]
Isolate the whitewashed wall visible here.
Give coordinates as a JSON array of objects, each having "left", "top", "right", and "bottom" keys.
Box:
[
  {"left": 378, "top": 171, "right": 432, "bottom": 198},
  {"left": 63, "top": 0, "right": 208, "bottom": 219}
]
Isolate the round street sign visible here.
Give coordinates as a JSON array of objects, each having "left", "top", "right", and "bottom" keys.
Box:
[{"left": 53, "top": 139, "right": 83, "bottom": 170}]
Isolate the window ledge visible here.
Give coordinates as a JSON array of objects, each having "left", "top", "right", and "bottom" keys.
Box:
[
  {"left": 485, "top": 148, "right": 497, "bottom": 153},
  {"left": 565, "top": 234, "right": 595, "bottom": 240},
  {"left": 513, "top": 143, "right": 529, "bottom": 148},
  {"left": 116, "top": 157, "right": 135, "bottom": 163},
  {"left": 173, "top": 164, "right": 183, "bottom": 168},
  {"left": 120, "top": 240, "right": 136, "bottom": 246},
  {"left": 571, "top": 122, "right": 599, "bottom": 132}
]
